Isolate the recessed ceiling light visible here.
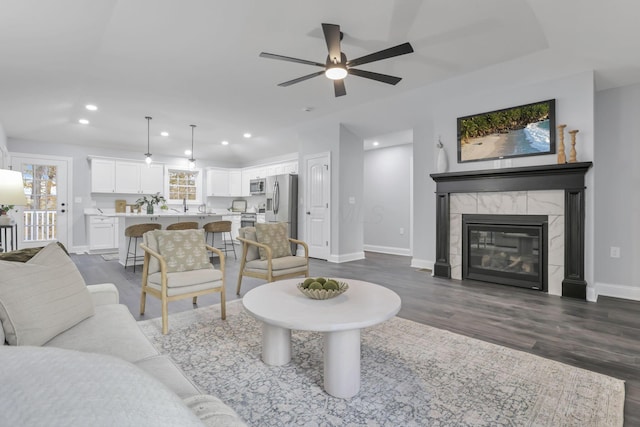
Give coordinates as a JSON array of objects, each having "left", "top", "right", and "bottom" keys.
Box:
[
  {"left": 85, "top": 104, "right": 98, "bottom": 111},
  {"left": 243, "top": 132, "right": 252, "bottom": 138},
  {"left": 221, "top": 140, "right": 229, "bottom": 146},
  {"left": 184, "top": 149, "right": 192, "bottom": 156},
  {"left": 78, "top": 118, "right": 90, "bottom": 125},
  {"left": 160, "top": 131, "right": 169, "bottom": 137},
  {"left": 302, "top": 107, "right": 313, "bottom": 112},
  {"left": 373, "top": 141, "right": 379, "bottom": 146}
]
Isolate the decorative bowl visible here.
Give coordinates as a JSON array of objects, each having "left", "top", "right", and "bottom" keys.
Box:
[{"left": 296, "top": 281, "right": 349, "bottom": 300}]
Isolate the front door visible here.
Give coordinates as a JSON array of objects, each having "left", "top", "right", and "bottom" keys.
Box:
[
  {"left": 304, "top": 152, "right": 330, "bottom": 260},
  {"left": 11, "top": 154, "right": 71, "bottom": 249}
]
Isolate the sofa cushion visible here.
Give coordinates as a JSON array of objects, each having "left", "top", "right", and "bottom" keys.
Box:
[
  {"left": 44, "top": 304, "right": 158, "bottom": 363},
  {"left": 238, "top": 227, "right": 259, "bottom": 261},
  {"left": 147, "top": 266, "right": 223, "bottom": 289},
  {"left": 0, "top": 346, "right": 205, "bottom": 427},
  {"left": 156, "top": 230, "right": 211, "bottom": 273},
  {"left": 255, "top": 222, "right": 291, "bottom": 260},
  {"left": 245, "top": 255, "right": 308, "bottom": 271},
  {"left": 135, "top": 355, "right": 201, "bottom": 399},
  {"left": 0, "top": 242, "right": 94, "bottom": 346}
]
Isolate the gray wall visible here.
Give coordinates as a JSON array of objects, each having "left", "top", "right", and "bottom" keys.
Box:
[
  {"left": 594, "top": 83, "right": 640, "bottom": 299},
  {"left": 337, "top": 124, "right": 364, "bottom": 258},
  {"left": 363, "top": 143, "right": 412, "bottom": 254}
]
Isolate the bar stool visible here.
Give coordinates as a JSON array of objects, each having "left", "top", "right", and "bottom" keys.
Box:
[
  {"left": 203, "top": 221, "right": 237, "bottom": 259},
  {"left": 166, "top": 222, "right": 199, "bottom": 230},
  {"left": 125, "top": 223, "right": 161, "bottom": 272}
]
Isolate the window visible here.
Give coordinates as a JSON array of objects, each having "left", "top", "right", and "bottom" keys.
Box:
[
  {"left": 22, "top": 163, "right": 58, "bottom": 241},
  {"left": 166, "top": 168, "right": 202, "bottom": 203}
]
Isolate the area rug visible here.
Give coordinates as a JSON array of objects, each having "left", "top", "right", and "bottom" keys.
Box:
[{"left": 138, "top": 301, "right": 624, "bottom": 427}]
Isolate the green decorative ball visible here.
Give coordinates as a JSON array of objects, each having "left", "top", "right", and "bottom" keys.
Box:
[
  {"left": 302, "top": 278, "right": 315, "bottom": 288},
  {"left": 315, "top": 277, "right": 327, "bottom": 285},
  {"left": 323, "top": 281, "right": 338, "bottom": 291}
]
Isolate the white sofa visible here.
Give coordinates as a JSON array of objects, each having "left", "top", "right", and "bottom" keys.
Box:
[{"left": 0, "top": 243, "right": 246, "bottom": 426}]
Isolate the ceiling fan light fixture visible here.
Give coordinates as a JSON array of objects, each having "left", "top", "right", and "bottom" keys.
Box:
[{"left": 325, "top": 65, "right": 347, "bottom": 80}]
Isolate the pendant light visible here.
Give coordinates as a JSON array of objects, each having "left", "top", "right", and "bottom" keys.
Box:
[
  {"left": 144, "top": 116, "right": 153, "bottom": 164},
  {"left": 188, "top": 124, "right": 196, "bottom": 170}
]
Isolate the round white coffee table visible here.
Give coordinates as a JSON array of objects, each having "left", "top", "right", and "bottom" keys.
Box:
[{"left": 242, "top": 278, "right": 401, "bottom": 398}]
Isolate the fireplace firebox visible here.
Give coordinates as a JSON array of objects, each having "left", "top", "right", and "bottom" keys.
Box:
[{"left": 462, "top": 215, "right": 548, "bottom": 291}]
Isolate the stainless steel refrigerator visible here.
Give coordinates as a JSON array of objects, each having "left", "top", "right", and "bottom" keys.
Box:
[{"left": 265, "top": 174, "right": 298, "bottom": 252}]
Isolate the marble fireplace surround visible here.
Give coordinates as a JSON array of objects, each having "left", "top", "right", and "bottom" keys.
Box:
[{"left": 431, "top": 162, "right": 593, "bottom": 300}]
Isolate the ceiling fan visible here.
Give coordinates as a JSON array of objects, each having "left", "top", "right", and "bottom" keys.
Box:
[{"left": 260, "top": 23, "right": 414, "bottom": 97}]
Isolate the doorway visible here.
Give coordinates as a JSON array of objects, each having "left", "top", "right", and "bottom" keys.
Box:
[{"left": 11, "top": 154, "right": 72, "bottom": 249}]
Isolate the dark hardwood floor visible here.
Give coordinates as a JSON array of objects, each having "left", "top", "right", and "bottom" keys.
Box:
[{"left": 72, "top": 250, "right": 640, "bottom": 426}]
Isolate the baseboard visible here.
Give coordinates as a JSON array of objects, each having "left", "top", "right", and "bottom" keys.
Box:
[
  {"left": 411, "top": 258, "right": 434, "bottom": 271},
  {"left": 327, "top": 252, "right": 365, "bottom": 263},
  {"left": 71, "top": 245, "right": 90, "bottom": 254},
  {"left": 363, "top": 244, "right": 411, "bottom": 256},
  {"left": 595, "top": 281, "right": 640, "bottom": 302}
]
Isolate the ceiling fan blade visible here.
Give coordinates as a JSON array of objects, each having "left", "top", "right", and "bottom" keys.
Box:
[
  {"left": 259, "top": 52, "right": 325, "bottom": 68},
  {"left": 278, "top": 71, "right": 325, "bottom": 87},
  {"left": 346, "top": 42, "right": 414, "bottom": 67},
  {"left": 348, "top": 68, "right": 402, "bottom": 85},
  {"left": 334, "top": 79, "right": 346, "bottom": 97},
  {"left": 322, "top": 23, "right": 342, "bottom": 63}
]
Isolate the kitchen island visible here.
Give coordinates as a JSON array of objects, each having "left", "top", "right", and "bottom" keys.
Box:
[{"left": 85, "top": 210, "right": 241, "bottom": 267}]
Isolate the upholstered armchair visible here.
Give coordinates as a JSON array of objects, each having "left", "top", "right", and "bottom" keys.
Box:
[
  {"left": 236, "top": 223, "right": 309, "bottom": 295},
  {"left": 140, "top": 229, "right": 226, "bottom": 334}
]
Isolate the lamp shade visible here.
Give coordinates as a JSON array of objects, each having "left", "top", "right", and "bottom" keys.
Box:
[{"left": 0, "top": 169, "right": 28, "bottom": 206}]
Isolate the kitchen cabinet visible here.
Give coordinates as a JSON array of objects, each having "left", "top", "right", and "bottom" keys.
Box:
[
  {"left": 222, "top": 214, "right": 241, "bottom": 242},
  {"left": 207, "top": 168, "right": 230, "bottom": 196},
  {"left": 90, "top": 157, "right": 163, "bottom": 195},
  {"left": 266, "top": 164, "right": 284, "bottom": 177},
  {"left": 282, "top": 161, "right": 298, "bottom": 174},
  {"left": 91, "top": 159, "right": 116, "bottom": 193},
  {"left": 257, "top": 213, "right": 266, "bottom": 224},
  {"left": 115, "top": 161, "right": 164, "bottom": 195},
  {"left": 229, "top": 170, "right": 242, "bottom": 196},
  {"left": 88, "top": 216, "right": 118, "bottom": 251},
  {"left": 208, "top": 168, "right": 242, "bottom": 197}
]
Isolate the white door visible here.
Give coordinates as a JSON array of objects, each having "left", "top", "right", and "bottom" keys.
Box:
[
  {"left": 304, "top": 152, "right": 330, "bottom": 260},
  {"left": 11, "top": 154, "right": 71, "bottom": 249}
]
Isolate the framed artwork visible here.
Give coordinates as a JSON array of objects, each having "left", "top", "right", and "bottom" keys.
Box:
[{"left": 457, "top": 99, "right": 555, "bottom": 163}]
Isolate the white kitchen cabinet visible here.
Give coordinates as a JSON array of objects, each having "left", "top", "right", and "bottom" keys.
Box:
[
  {"left": 207, "top": 168, "right": 230, "bottom": 196},
  {"left": 282, "top": 161, "right": 298, "bottom": 174},
  {"left": 115, "top": 161, "right": 164, "bottom": 195},
  {"left": 240, "top": 170, "right": 252, "bottom": 197},
  {"left": 88, "top": 216, "right": 118, "bottom": 251},
  {"left": 91, "top": 158, "right": 116, "bottom": 193},
  {"left": 257, "top": 213, "right": 266, "bottom": 224},
  {"left": 222, "top": 214, "right": 241, "bottom": 242},
  {"left": 266, "top": 164, "right": 283, "bottom": 177},
  {"left": 229, "top": 170, "right": 242, "bottom": 197}
]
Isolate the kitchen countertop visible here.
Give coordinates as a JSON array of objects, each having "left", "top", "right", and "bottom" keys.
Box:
[{"left": 84, "top": 208, "right": 241, "bottom": 217}]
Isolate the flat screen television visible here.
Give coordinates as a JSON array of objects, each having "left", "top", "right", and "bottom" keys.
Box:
[{"left": 457, "top": 99, "right": 556, "bottom": 163}]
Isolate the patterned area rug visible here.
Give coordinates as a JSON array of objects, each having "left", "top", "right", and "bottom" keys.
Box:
[{"left": 138, "top": 301, "right": 624, "bottom": 427}]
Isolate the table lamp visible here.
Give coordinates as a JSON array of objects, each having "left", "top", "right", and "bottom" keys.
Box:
[{"left": 0, "top": 169, "right": 28, "bottom": 226}]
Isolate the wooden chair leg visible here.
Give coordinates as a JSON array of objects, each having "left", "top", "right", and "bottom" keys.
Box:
[
  {"left": 236, "top": 273, "right": 244, "bottom": 295},
  {"left": 161, "top": 297, "right": 169, "bottom": 335},
  {"left": 220, "top": 289, "right": 226, "bottom": 320},
  {"left": 192, "top": 296, "right": 197, "bottom": 304},
  {"left": 140, "top": 289, "right": 146, "bottom": 315}
]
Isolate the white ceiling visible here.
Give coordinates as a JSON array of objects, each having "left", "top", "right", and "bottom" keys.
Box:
[{"left": 1, "top": 0, "right": 638, "bottom": 165}]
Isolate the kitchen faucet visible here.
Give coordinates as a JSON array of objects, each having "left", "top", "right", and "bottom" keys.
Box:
[{"left": 183, "top": 197, "right": 187, "bottom": 212}]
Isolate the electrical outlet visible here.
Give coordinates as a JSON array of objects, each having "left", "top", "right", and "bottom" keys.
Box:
[
  {"left": 399, "top": 227, "right": 404, "bottom": 235},
  {"left": 610, "top": 246, "right": 621, "bottom": 258}
]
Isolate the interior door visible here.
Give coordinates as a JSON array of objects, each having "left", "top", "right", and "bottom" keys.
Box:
[
  {"left": 11, "top": 154, "right": 71, "bottom": 249},
  {"left": 304, "top": 152, "right": 330, "bottom": 260}
]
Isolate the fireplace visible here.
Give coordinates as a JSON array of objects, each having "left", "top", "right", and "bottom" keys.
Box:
[
  {"left": 463, "top": 214, "right": 547, "bottom": 291},
  {"left": 430, "top": 162, "right": 593, "bottom": 299}
]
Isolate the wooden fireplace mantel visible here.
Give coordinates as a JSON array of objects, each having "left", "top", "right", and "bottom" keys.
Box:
[{"left": 430, "top": 162, "right": 593, "bottom": 300}]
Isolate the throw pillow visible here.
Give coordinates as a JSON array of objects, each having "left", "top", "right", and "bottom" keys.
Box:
[
  {"left": 255, "top": 222, "right": 292, "bottom": 260},
  {"left": 0, "top": 242, "right": 69, "bottom": 263},
  {"left": 240, "top": 227, "right": 260, "bottom": 261},
  {"left": 0, "top": 242, "right": 95, "bottom": 346},
  {"left": 156, "top": 229, "right": 211, "bottom": 273}
]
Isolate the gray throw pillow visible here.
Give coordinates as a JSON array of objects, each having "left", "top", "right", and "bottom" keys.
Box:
[
  {"left": 255, "top": 222, "right": 292, "bottom": 260},
  {"left": 0, "top": 242, "right": 95, "bottom": 346}
]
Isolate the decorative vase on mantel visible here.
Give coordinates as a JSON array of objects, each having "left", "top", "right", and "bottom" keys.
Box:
[
  {"left": 146, "top": 204, "right": 154, "bottom": 215},
  {"left": 436, "top": 141, "right": 448, "bottom": 173}
]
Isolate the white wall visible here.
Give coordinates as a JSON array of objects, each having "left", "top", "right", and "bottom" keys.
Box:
[
  {"left": 0, "top": 124, "right": 8, "bottom": 168},
  {"left": 594, "top": 83, "right": 640, "bottom": 300},
  {"left": 364, "top": 144, "right": 412, "bottom": 255}
]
